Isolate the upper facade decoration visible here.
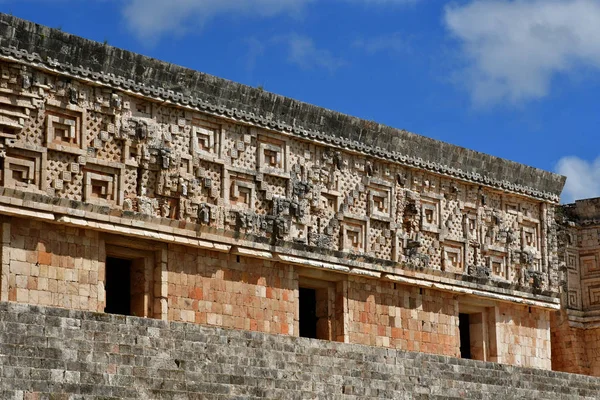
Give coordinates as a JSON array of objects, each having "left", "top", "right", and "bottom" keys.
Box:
[
  {"left": 0, "top": 14, "right": 566, "bottom": 296},
  {"left": 559, "top": 199, "right": 600, "bottom": 319}
]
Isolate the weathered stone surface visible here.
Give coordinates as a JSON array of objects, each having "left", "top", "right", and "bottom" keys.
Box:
[
  {"left": 553, "top": 199, "right": 600, "bottom": 376},
  {"left": 0, "top": 301, "right": 597, "bottom": 400},
  {"left": 0, "top": 13, "right": 565, "bottom": 201},
  {"left": 0, "top": 12, "right": 564, "bottom": 300},
  {"left": 0, "top": 12, "right": 581, "bottom": 383}
]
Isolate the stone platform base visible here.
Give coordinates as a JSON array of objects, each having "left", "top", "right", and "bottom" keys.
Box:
[{"left": 0, "top": 301, "right": 598, "bottom": 399}]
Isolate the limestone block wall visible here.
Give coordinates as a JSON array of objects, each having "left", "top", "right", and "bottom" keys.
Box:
[
  {"left": 583, "top": 328, "right": 600, "bottom": 376},
  {"left": 551, "top": 309, "right": 588, "bottom": 375},
  {"left": 0, "top": 218, "right": 554, "bottom": 369},
  {"left": 0, "top": 217, "right": 104, "bottom": 312},
  {"left": 495, "top": 303, "right": 551, "bottom": 369},
  {"left": 551, "top": 308, "right": 600, "bottom": 376},
  {"left": 166, "top": 245, "right": 296, "bottom": 335},
  {"left": 346, "top": 277, "right": 459, "bottom": 356},
  {"left": 0, "top": 302, "right": 599, "bottom": 400}
]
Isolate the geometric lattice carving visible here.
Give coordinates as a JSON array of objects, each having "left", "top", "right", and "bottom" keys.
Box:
[
  {"left": 132, "top": 100, "right": 151, "bottom": 117},
  {"left": 1, "top": 149, "right": 43, "bottom": 190},
  {"left": 258, "top": 136, "right": 286, "bottom": 175},
  {"left": 567, "top": 252, "right": 578, "bottom": 271},
  {"left": 568, "top": 290, "right": 579, "bottom": 308},
  {"left": 581, "top": 254, "right": 600, "bottom": 276},
  {"left": 442, "top": 242, "right": 463, "bottom": 273},
  {"left": 521, "top": 224, "right": 538, "bottom": 250},
  {"left": 464, "top": 212, "right": 478, "bottom": 240},
  {"left": 505, "top": 202, "right": 518, "bottom": 214},
  {"left": 421, "top": 199, "right": 440, "bottom": 233},
  {"left": 368, "top": 182, "right": 393, "bottom": 221},
  {"left": 83, "top": 165, "right": 120, "bottom": 205},
  {"left": 0, "top": 93, "right": 32, "bottom": 136},
  {"left": 191, "top": 120, "right": 220, "bottom": 159},
  {"left": 488, "top": 254, "right": 507, "bottom": 280},
  {"left": 588, "top": 284, "right": 600, "bottom": 308},
  {"left": 228, "top": 173, "right": 255, "bottom": 210},
  {"left": 45, "top": 106, "right": 83, "bottom": 152},
  {"left": 341, "top": 219, "right": 366, "bottom": 253},
  {"left": 320, "top": 192, "right": 338, "bottom": 213}
]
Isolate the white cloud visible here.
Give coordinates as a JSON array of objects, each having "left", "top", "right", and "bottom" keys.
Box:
[
  {"left": 121, "top": 0, "right": 421, "bottom": 41},
  {"left": 344, "top": 0, "right": 420, "bottom": 4},
  {"left": 444, "top": 0, "right": 600, "bottom": 106},
  {"left": 556, "top": 156, "right": 600, "bottom": 203},
  {"left": 280, "top": 34, "right": 345, "bottom": 72},
  {"left": 122, "top": 0, "right": 313, "bottom": 41},
  {"left": 244, "top": 37, "right": 267, "bottom": 73},
  {"left": 353, "top": 32, "right": 409, "bottom": 55}
]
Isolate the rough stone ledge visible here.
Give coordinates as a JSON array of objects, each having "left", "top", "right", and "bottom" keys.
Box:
[
  {"left": 0, "top": 301, "right": 599, "bottom": 399},
  {"left": 0, "top": 13, "right": 565, "bottom": 203},
  {"left": 566, "top": 309, "right": 600, "bottom": 329}
]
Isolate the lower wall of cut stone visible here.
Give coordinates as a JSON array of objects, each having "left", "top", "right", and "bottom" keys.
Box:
[
  {"left": 0, "top": 218, "right": 104, "bottom": 312},
  {"left": 166, "top": 244, "right": 297, "bottom": 335},
  {"left": 551, "top": 309, "right": 588, "bottom": 374},
  {"left": 0, "top": 302, "right": 598, "bottom": 400},
  {"left": 0, "top": 217, "right": 555, "bottom": 371},
  {"left": 583, "top": 327, "right": 600, "bottom": 376},
  {"left": 551, "top": 309, "right": 600, "bottom": 376},
  {"left": 346, "top": 277, "right": 459, "bottom": 356},
  {"left": 495, "top": 303, "right": 551, "bottom": 369}
]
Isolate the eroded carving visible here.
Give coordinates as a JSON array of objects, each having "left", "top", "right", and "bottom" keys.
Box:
[{"left": 0, "top": 54, "right": 561, "bottom": 293}]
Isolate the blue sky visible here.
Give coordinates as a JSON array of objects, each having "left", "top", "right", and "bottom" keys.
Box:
[{"left": 4, "top": 0, "right": 600, "bottom": 203}]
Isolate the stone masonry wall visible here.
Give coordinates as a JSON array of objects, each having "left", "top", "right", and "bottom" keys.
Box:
[
  {"left": 0, "top": 219, "right": 555, "bottom": 368},
  {"left": 0, "top": 301, "right": 599, "bottom": 400},
  {"left": 166, "top": 245, "right": 296, "bottom": 335},
  {"left": 553, "top": 199, "right": 600, "bottom": 376},
  {"left": 551, "top": 308, "right": 600, "bottom": 376},
  {"left": 0, "top": 217, "right": 104, "bottom": 312},
  {"left": 495, "top": 303, "right": 551, "bottom": 369},
  {"left": 551, "top": 309, "right": 588, "bottom": 375},
  {"left": 583, "top": 328, "right": 600, "bottom": 376},
  {"left": 346, "top": 277, "right": 459, "bottom": 357}
]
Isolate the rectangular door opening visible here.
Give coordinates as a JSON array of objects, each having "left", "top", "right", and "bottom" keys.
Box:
[
  {"left": 458, "top": 302, "right": 497, "bottom": 362},
  {"left": 459, "top": 313, "right": 472, "bottom": 359},
  {"left": 299, "top": 287, "right": 317, "bottom": 339},
  {"left": 105, "top": 257, "right": 132, "bottom": 316}
]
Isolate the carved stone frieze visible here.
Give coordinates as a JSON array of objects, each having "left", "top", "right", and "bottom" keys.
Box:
[
  {"left": 0, "top": 44, "right": 563, "bottom": 203},
  {"left": 0, "top": 41, "right": 563, "bottom": 294}
]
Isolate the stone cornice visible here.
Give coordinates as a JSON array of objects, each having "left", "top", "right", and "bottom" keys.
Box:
[
  {"left": 0, "top": 14, "right": 565, "bottom": 203},
  {"left": 567, "top": 309, "right": 600, "bottom": 329}
]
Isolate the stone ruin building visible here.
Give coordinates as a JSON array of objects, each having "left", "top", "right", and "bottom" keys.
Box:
[
  {"left": 553, "top": 198, "right": 600, "bottom": 376},
  {"left": 0, "top": 13, "right": 599, "bottom": 399}
]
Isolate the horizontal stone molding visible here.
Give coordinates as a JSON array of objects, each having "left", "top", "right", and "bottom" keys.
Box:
[{"left": 567, "top": 308, "right": 600, "bottom": 329}]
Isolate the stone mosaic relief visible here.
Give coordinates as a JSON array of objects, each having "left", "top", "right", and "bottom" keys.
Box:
[
  {"left": 559, "top": 217, "right": 600, "bottom": 312},
  {"left": 0, "top": 61, "right": 558, "bottom": 291}
]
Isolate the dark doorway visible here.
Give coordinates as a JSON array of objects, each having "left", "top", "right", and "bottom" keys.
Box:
[
  {"left": 459, "top": 313, "right": 472, "bottom": 359},
  {"left": 299, "top": 287, "right": 317, "bottom": 339},
  {"left": 105, "top": 257, "right": 132, "bottom": 316}
]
